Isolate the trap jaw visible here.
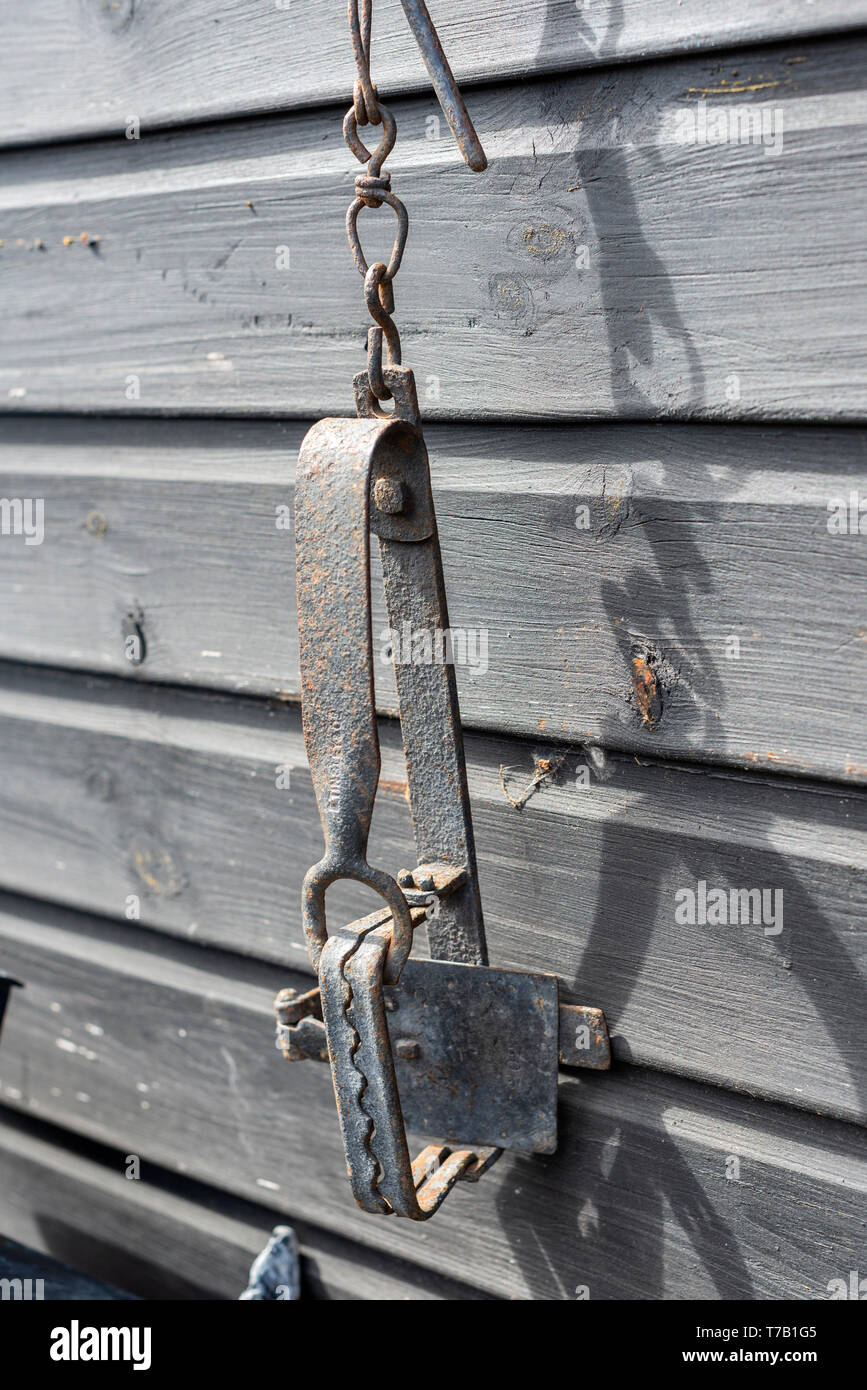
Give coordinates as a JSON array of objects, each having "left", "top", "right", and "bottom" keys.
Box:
[{"left": 277, "top": 367, "right": 610, "bottom": 1220}]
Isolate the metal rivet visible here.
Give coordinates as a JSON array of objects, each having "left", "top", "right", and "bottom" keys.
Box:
[
  {"left": 395, "top": 1038, "right": 420, "bottom": 1059},
  {"left": 373, "top": 476, "right": 405, "bottom": 514}
]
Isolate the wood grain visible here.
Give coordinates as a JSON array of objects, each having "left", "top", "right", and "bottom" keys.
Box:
[
  {"left": 0, "top": 894, "right": 863, "bottom": 1301},
  {"left": 1, "top": 2, "right": 864, "bottom": 148},
  {"left": 1, "top": 36, "right": 865, "bottom": 420},
  {"left": 0, "top": 666, "right": 863, "bottom": 1121},
  {"left": 1, "top": 416, "right": 864, "bottom": 783},
  {"left": 0, "top": 1111, "right": 487, "bottom": 1300}
]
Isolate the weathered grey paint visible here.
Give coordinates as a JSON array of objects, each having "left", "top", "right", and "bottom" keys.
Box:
[
  {"left": 0, "top": 38, "right": 865, "bottom": 419},
  {"left": 0, "top": 3, "right": 863, "bottom": 1302},
  {"left": 0, "top": 895, "right": 863, "bottom": 1301},
  {"left": 0, "top": 667, "right": 862, "bottom": 1121},
  {"left": 0, "top": 417, "right": 863, "bottom": 782},
  {"left": 0, "top": 1113, "right": 486, "bottom": 1301},
  {"left": 0, "top": 0, "right": 864, "bottom": 147}
]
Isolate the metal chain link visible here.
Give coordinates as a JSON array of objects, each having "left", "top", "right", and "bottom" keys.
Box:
[
  {"left": 344, "top": 0, "right": 408, "bottom": 402},
  {"left": 343, "top": 2, "right": 488, "bottom": 403}
]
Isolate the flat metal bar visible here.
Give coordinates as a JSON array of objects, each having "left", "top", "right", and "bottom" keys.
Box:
[
  {"left": 294, "top": 416, "right": 419, "bottom": 979},
  {"left": 294, "top": 418, "right": 382, "bottom": 886},
  {"left": 378, "top": 520, "right": 488, "bottom": 965}
]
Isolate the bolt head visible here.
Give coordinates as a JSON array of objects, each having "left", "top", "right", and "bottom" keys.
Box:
[
  {"left": 373, "top": 476, "right": 405, "bottom": 515},
  {"left": 395, "top": 1038, "right": 420, "bottom": 1060}
]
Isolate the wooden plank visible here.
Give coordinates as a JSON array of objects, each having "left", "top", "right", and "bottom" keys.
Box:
[
  {"left": 0, "top": 415, "right": 864, "bottom": 783},
  {"left": 1, "top": 2, "right": 864, "bottom": 149},
  {"left": 0, "top": 1111, "right": 487, "bottom": 1300},
  {"left": 0, "top": 894, "right": 864, "bottom": 1301},
  {"left": 0, "top": 667, "right": 863, "bottom": 1121},
  {"left": 2, "top": 36, "right": 866, "bottom": 420}
]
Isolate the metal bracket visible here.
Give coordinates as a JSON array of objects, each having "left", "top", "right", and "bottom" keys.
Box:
[{"left": 285, "top": 371, "right": 610, "bottom": 1218}]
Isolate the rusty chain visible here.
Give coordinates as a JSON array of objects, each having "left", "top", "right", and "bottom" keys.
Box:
[
  {"left": 343, "top": 1, "right": 487, "bottom": 404},
  {"left": 344, "top": 0, "right": 408, "bottom": 403}
]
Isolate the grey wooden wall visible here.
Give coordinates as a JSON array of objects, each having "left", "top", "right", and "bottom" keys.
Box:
[{"left": 0, "top": 3, "right": 865, "bottom": 1301}]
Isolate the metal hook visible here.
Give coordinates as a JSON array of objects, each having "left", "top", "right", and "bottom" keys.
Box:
[{"left": 398, "top": 0, "right": 487, "bottom": 172}]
